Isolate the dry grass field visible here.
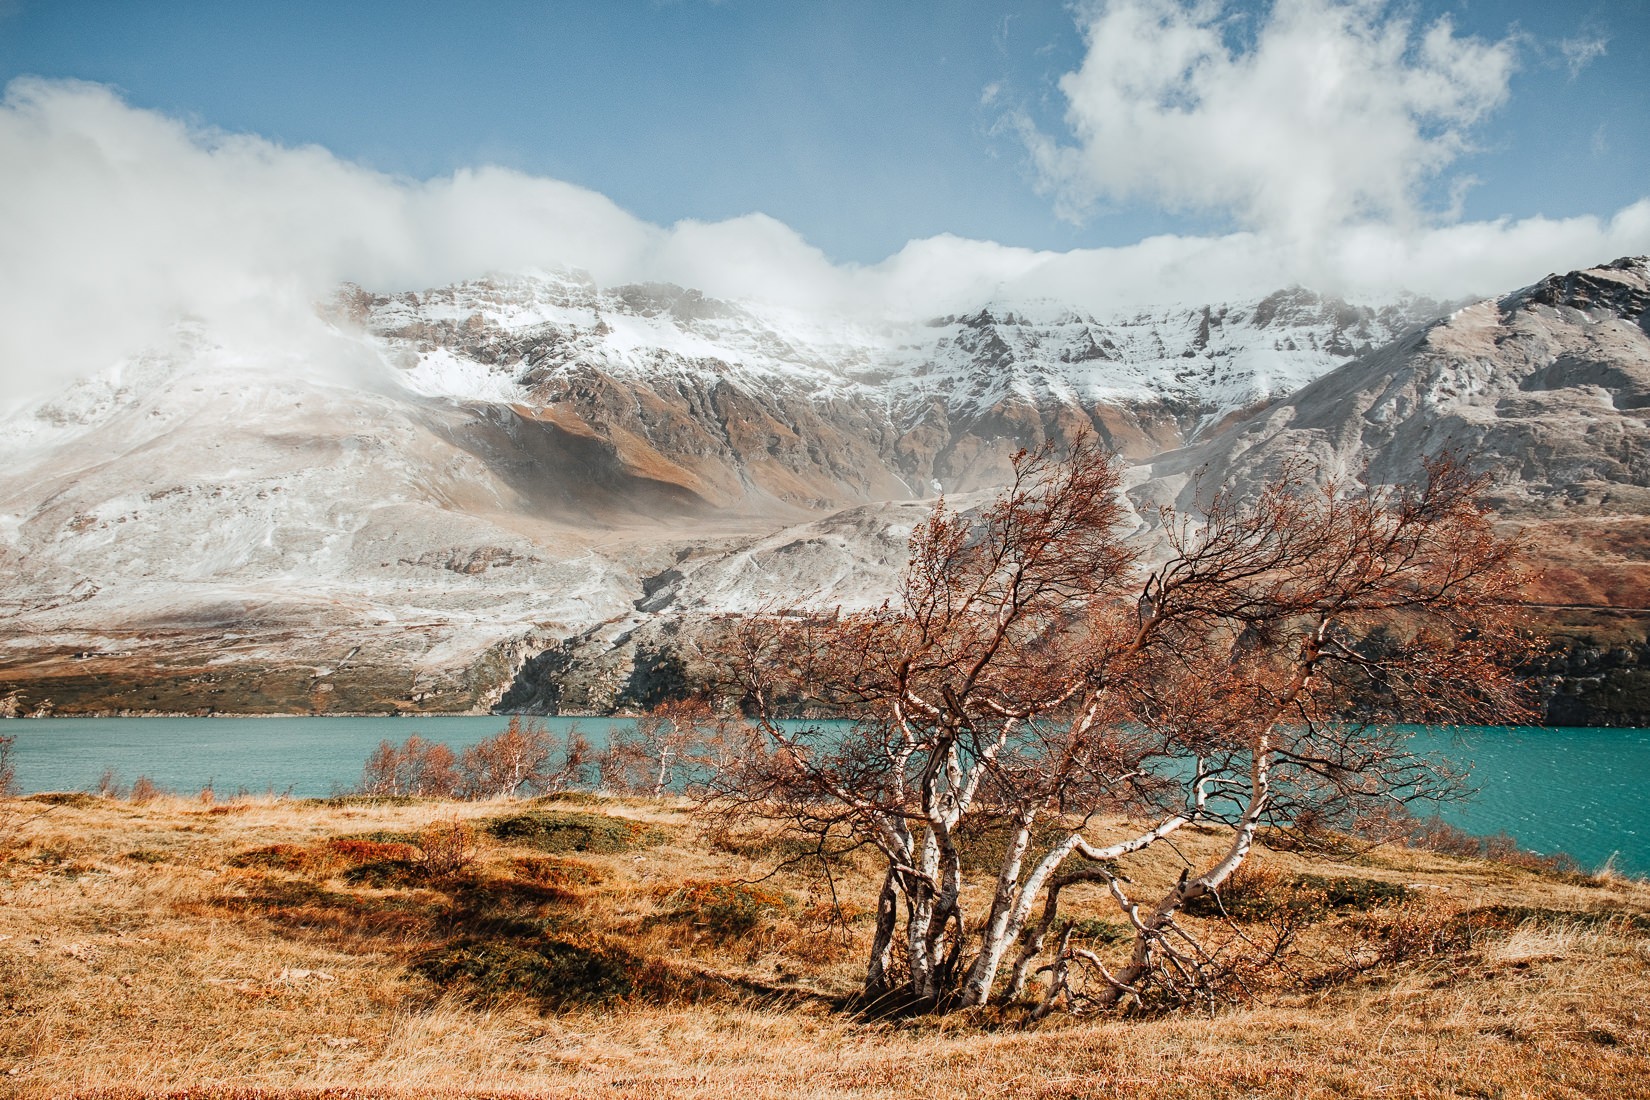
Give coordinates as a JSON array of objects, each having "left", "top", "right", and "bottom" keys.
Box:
[{"left": 2, "top": 789, "right": 1648, "bottom": 1099}]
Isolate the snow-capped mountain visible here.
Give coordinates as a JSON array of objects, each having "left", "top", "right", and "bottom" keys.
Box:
[
  {"left": 0, "top": 266, "right": 1508, "bottom": 717},
  {"left": 1134, "top": 256, "right": 1650, "bottom": 517},
  {"left": 344, "top": 272, "right": 1440, "bottom": 504}
]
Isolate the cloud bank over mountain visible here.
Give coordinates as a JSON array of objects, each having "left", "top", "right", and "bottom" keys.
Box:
[{"left": 1, "top": 72, "right": 1647, "bottom": 410}]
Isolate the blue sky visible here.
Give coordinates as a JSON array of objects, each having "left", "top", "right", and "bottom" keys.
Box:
[
  {"left": 1, "top": 1, "right": 1647, "bottom": 407},
  {"left": 2, "top": 0, "right": 1644, "bottom": 265}
]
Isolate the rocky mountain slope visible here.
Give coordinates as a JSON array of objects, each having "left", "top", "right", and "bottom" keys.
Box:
[
  {"left": 346, "top": 272, "right": 1437, "bottom": 501},
  {"left": 1133, "top": 257, "right": 1650, "bottom": 515},
  {"left": 1133, "top": 256, "right": 1650, "bottom": 724},
  {"left": 5, "top": 259, "right": 1646, "bottom": 722},
  {"left": 0, "top": 274, "right": 1434, "bottom": 716}
]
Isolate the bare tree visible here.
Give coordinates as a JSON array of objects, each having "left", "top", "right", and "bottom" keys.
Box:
[
  {"left": 357, "top": 735, "right": 460, "bottom": 798},
  {"left": 601, "top": 698, "right": 737, "bottom": 797},
  {"left": 460, "top": 716, "right": 593, "bottom": 799},
  {"left": 715, "top": 437, "right": 1530, "bottom": 1016},
  {"left": 356, "top": 723, "right": 593, "bottom": 801}
]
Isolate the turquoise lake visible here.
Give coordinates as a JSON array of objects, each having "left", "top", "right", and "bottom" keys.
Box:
[{"left": 4, "top": 718, "right": 1646, "bottom": 875}]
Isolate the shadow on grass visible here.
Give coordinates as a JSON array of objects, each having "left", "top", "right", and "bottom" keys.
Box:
[{"left": 204, "top": 810, "right": 831, "bottom": 1014}]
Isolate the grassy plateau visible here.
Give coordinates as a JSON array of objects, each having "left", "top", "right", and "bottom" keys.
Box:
[{"left": 1, "top": 789, "right": 1647, "bottom": 1099}]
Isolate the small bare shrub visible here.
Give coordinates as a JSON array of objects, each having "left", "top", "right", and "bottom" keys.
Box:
[
  {"left": 417, "top": 816, "right": 480, "bottom": 879},
  {"left": 128, "top": 776, "right": 163, "bottom": 804},
  {"left": 1337, "top": 896, "right": 1473, "bottom": 972},
  {"left": 95, "top": 767, "right": 126, "bottom": 799},
  {"left": 0, "top": 733, "right": 16, "bottom": 796}
]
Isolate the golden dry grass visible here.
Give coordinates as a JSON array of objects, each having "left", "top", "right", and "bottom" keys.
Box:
[{"left": 2, "top": 790, "right": 1648, "bottom": 1100}]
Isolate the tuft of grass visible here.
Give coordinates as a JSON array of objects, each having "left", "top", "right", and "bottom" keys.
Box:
[
  {"left": 415, "top": 937, "right": 643, "bottom": 1008},
  {"left": 656, "top": 879, "right": 794, "bottom": 939},
  {"left": 24, "top": 791, "right": 102, "bottom": 808},
  {"left": 226, "top": 837, "right": 420, "bottom": 875},
  {"left": 485, "top": 809, "right": 670, "bottom": 854}
]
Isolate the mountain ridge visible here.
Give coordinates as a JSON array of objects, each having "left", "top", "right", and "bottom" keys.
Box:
[{"left": 2, "top": 260, "right": 1643, "bottom": 722}]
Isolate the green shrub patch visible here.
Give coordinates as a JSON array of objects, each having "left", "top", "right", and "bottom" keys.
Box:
[
  {"left": 415, "top": 938, "right": 641, "bottom": 1008},
  {"left": 485, "top": 810, "right": 669, "bottom": 854},
  {"left": 657, "top": 879, "right": 792, "bottom": 938},
  {"left": 341, "top": 859, "right": 424, "bottom": 888},
  {"left": 1185, "top": 871, "right": 1411, "bottom": 921}
]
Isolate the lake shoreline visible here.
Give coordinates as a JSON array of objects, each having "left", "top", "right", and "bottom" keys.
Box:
[
  {"left": 5, "top": 717, "right": 1647, "bottom": 876},
  {"left": 5, "top": 708, "right": 1648, "bottom": 727}
]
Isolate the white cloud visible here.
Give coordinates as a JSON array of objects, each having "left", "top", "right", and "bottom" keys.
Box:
[
  {"left": 1558, "top": 34, "right": 1607, "bottom": 80},
  {"left": 1017, "top": 0, "right": 1518, "bottom": 246},
  {"left": 0, "top": 75, "right": 1646, "bottom": 412}
]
